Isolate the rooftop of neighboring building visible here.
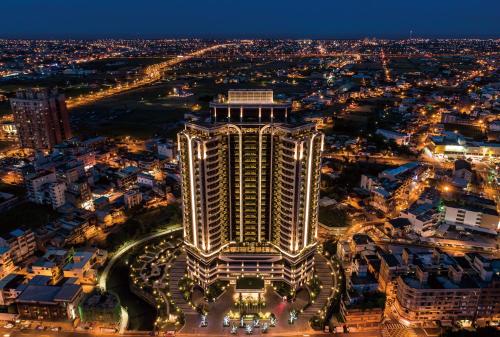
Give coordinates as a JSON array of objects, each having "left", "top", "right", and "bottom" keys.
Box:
[
  {"left": 0, "top": 274, "right": 25, "bottom": 290},
  {"left": 444, "top": 199, "right": 498, "bottom": 216},
  {"left": 4, "top": 228, "right": 32, "bottom": 241},
  {"left": 28, "top": 275, "right": 52, "bottom": 286},
  {"left": 388, "top": 218, "right": 411, "bottom": 229},
  {"left": 17, "top": 283, "right": 81, "bottom": 304},
  {"left": 380, "top": 162, "right": 419, "bottom": 180},
  {"left": 402, "top": 272, "right": 479, "bottom": 290},
  {"left": 460, "top": 194, "right": 496, "bottom": 208},
  {"left": 350, "top": 270, "right": 378, "bottom": 286},
  {"left": 344, "top": 290, "right": 386, "bottom": 310},
  {"left": 381, "top": 253, "right": 401, "bottom": 268},
  {"left": 376, "top": 128, "right": 409, "bottom": 138},
  {"left": 352, "top": 234, "right": 373, "bottom": 246},
  {"left": 454, "top": 159, "right": 472, "bottom": 171},
  {"left": 63, "top": 250, "right": 94, "bottom": 271},
  {"left": 12, "top": 87, "right": 62, "bottom": 101},
  {"left": 116, "top": 166, "right": 140, "bottom": 178},
  {"left": 24, "top": 169, "right": 55, "bottom": 180}
]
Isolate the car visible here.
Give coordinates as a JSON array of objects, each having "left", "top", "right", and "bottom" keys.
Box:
[
  {"left": 3, "top": 324, "right": 13, "bottom": 329},
  {"left": 36, "top": 325, "right": 45, "bottom": 331},
  {"left": 51, "top": 327, "right": 61, "bottom": 331}
]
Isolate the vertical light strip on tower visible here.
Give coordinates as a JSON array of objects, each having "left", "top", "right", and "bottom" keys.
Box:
[
  {"left": 258, "top": 124, "right": 272, "bottom": 243},
  {"left": 226, "top": 124, "right": 244, "bottom": 242},
  {"left": 303, "top": 133, "right": 318, "bottom": 248},
  {"left": 186, "top": 134, "right": 198, "bottom": 247}
]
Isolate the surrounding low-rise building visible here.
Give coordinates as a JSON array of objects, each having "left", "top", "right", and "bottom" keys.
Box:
[
  {"left": 339, "top": 290, "right": 385, "bottom": 329},
  {"left": 124, "top": 189, "right": 143, "bottom": 209},
  {"left": 0, "top": 247, "right": 16, "bottom": 280},
  {"left": 157, "top": 139, "right": 175, "bottom": 159},
  {"left": 78, "top": 291, "right": 121, "bottom": 325},
  {"left": 25, "top": 170, "right": 57, "bottom": 204},
  {"left": 116, "top": 166, "right": 140, "bottom": 188},
  {"left": 16, "top": 282, "right": 83, "bottom": 321},
  {"left": 0, "top": 229, "right": 36, "bottom": 264},
  {"left": 443, "top": 197, "right": 499, "bottom": 234},
  {"left": 394, "top": 253, "right": 500, "bottom": 327},
  {"left": 361, "top": 162, "right": 431, "bottom": 216},
  {"left": 376, "top": 128, "right": 411, "bottom": 145}
]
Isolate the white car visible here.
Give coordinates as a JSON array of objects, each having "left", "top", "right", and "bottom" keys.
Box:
[{"left": 3, "top": 324, "right": 13, "bottom": 329}]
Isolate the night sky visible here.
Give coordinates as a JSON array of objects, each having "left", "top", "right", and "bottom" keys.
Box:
[{"left": 1, "top": 0, "right": 499, "bottom": 39}]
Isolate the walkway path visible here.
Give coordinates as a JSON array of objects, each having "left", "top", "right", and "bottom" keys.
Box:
[
  {"left": 169, "top": 251, "right": 199, "bottom": 331},
  {"left": 302, "top": 253, "right": 337, "bottom": 319},
  {"left": 170, "top": 251, "right": 198, "bottom": 315}
]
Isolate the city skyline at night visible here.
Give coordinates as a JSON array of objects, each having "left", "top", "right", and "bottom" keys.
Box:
[{"left": 0, "top": 2, "right": 498, "bottom": 337}]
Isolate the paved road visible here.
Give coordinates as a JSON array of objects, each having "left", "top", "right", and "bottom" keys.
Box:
[
  {"left": 323, "top": 153, "right": 451, "bottom": 170},
  {"left": 67, "top": 44, "right": 233, "bottom": 109},
  {"left": 0, "top": 327, "right": 382, "bottom": 337}
]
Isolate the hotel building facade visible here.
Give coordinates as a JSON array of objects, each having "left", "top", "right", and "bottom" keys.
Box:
[{"left": 177, "top": 90, "right": 323, "bottom": 289}]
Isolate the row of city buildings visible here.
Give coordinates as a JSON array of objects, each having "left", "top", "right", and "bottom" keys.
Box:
[
  {"left": 337, "top": 235, "right": 499, "bottom": 328},
  {"left": 0, "top": 88, "right": 181, "bottom": 325},
  {"left": 0, "top": 226, "right": 108, "bottom": 321}
]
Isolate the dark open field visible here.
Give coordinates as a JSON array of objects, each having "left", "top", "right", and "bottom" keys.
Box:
[{"left": 69, "top": 57, "right": 316, "bottom": 139}]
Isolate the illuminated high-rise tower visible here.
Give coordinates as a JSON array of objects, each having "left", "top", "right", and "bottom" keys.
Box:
[
  {"left": 178, "top": 90, "right": 323, "bottom": 289},
  {"left": 10, "top": 88, "right": 72, "bottom": 150}
]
